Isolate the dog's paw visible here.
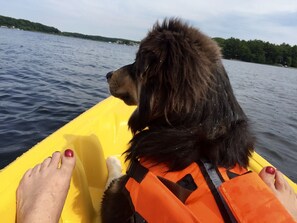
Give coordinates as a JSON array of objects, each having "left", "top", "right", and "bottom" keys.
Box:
[
  {"left": 105, "top": 156, "right": 123, "bottom": 189},
  {"left": 106, "top": 156, "right": 122, "bottom": 174}
]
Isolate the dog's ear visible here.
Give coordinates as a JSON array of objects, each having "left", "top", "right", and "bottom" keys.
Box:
[{"left": 130, "top": 19, "right": 224, "bottom": 132}]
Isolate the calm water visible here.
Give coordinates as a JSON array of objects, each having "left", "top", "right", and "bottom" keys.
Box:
[{"left": 0, "top": 28, "right": 296, "bottom": 182}]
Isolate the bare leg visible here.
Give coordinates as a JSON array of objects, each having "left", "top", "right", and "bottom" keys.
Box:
[
  {"left": 16, "top": 150, "right": 76, "bottom": 223},
  {"left": 105, "top": 156, "right": 123, "bottom": 189},
  {"left": 259, "top": 166, "right": 297, "bottom": 221}
]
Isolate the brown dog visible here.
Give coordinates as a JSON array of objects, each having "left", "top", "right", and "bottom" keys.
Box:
[{"left": 103, "top": 18, "right": 254, "bottom": 222}]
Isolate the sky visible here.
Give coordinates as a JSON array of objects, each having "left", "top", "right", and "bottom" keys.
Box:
[{"left": 1, "top": 0, "right": 297, "bottom": 45}]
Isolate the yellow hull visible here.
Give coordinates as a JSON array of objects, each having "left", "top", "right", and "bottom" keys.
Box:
[{"left": 0, "top": 96, "right": 296, "bottom": 222}]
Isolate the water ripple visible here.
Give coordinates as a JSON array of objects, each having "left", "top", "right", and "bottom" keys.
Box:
[{"left": 0, "top": 28, "right": 296, "bottom": 183}]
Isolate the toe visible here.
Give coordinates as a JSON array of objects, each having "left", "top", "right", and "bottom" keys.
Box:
[
  {"left": 17, "top": 168, "right": 33, "bottom": 190},
  {"left": 31, "top": 164, "right": 42, "bottom": 175},
  {"left": 274, "top": 170, "right": 287, "bottom": 191},
  {"left": 41, "top": 157, "right": 52, "bottom": 170},
  {"left": 23, "top": 168, "right": 33, "bottom": 178},
  {"left": 60, "top": 150, "right": 76, "bottom": 173},
  {"left": 259, "top": 166, "right": 276, "bottom": 189},
  {"left": 49, "top": 151, "right": 62, "bottom": 168}
]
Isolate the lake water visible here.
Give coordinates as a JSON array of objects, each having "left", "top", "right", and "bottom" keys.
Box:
[{"left": 0, "top": 28, "right": 296, "bottom": 182}]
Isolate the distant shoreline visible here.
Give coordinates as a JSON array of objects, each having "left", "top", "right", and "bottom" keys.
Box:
[
  {"left": 0, "top": 15, "right": 139, "bottom": 46},
  {"left": 1, "top": 14, "right": 296, "bottom": 68}
]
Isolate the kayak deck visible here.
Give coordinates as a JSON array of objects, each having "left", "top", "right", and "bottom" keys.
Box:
[{"left": 0, "top": 96, "right": 296, "bottom": 222}]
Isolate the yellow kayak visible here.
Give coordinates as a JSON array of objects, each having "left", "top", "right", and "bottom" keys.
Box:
[{"left": 0, "top": 96, "right": 296, "bottom": 223}]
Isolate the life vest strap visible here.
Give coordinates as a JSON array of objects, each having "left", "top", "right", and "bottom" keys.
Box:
[
  {"left": 198, "top": 160, "right": 238, "bottom": 223},
  {"left": 158, "top": 176, "right": 193, "bottom": 203},
  {"left": 127, "top": 159, "right": 149, "bottom": 183},
  {"left": 127, "top": 160, "right": 193, "bottom": 203}
]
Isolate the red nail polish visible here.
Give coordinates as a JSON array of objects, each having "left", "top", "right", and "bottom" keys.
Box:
[
  {"left": 64, "top": 149, "right": 74, "bottom": 157},
  {"left": 265, "top": 166, "right": 275, "bottom": 174}
]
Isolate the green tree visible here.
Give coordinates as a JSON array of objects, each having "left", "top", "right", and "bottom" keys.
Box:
[
  {"left": 246, "top": 40, "right": 266, "bottom": 63},
  {"left": 263, "top": 42, "right": 279, "bottom": 64},
  {"left": 291, "top": 46, "right": 297, "bottom": 67},
  {"left": 278, "top": 43, "right": 292, "bottom": 66},
  {"left": 223, "top": 38, "right": 242, "bottom": 59},
  {"left": 213, "top": 37, "right": 225, "bottom": 49},
  {"left": 239, "top": 41, "right": 253, "bottom": 62}
]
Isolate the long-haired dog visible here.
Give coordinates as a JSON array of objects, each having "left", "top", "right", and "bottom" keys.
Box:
[{"left": 102, "top": 18, "right": 254, "bottom": 222}]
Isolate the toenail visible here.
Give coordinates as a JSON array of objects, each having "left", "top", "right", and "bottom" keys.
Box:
[
  {"left": 64, "top": 149, "right": 74, "bottom": 157},
  {"left": 265, "top": 166, "right": 275, "bottom": 174}
]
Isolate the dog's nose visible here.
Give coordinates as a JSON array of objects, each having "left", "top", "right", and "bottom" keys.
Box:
[{"left": 106, "top": 71, "right": 113, "bottom": 80}]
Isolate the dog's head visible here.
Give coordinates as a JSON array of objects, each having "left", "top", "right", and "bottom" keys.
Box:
[
  {"left": 107, "top": 19, "right": 223, "bottom": 130},
  {"left": 107, "top": 18, "right": 254, "bottom": 169}
]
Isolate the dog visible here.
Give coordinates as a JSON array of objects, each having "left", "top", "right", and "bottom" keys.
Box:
[{"left": 102, "top": 18, "right": 254, "bottom": 222}]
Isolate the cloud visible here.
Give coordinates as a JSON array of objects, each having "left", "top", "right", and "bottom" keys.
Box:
[{"left": 1, "top": 0, "right": 297, "bottom": 45}]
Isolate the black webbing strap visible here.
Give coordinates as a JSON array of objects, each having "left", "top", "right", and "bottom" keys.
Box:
[
  {"left": 125, "top": 160, "right": 148, "bottom": 223},
  {"left": 126, "top": 160, "right": 193, "bottom": 203},
  {"left": 197, "top": 160, "right": 238, "bottom": 223},
  {"left": 157, "top": 176, "right": 193, "bottom": 203},
  {"left": 126, "top": 159, "right": 149, "bottom": 183}
]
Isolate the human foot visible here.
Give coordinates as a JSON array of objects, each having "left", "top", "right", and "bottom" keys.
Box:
[
  {"left": 259, "top": 166, "right": 297, "bottom": 221},
  {"left": 16, "top": 149, "right": 76, "bottom": 223}
]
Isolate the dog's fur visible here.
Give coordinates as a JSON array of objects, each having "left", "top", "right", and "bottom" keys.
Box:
[{"left": 103, "top": 18, "right": 255, "bottom": 222}]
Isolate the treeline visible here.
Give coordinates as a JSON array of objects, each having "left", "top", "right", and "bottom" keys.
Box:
[
  {"left": 0, "top": 15, "right": 60, "bottom": 34},
  {"left": 0, "top": 15, "right": 138, "bottom": 45},
  {"left": 62, "top": 32, "right": 138, "bottom": 45},
  {"left": 214, "top": 37, "right": 297, "bottom": 67},
  {"left": 2, "top": 15, "right": 297, "bottom": 64}
]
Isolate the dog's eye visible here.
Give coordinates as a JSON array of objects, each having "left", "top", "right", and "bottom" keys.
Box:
[
  {"left": 122, "top": 94, "right": 130, "bottom": 101},
  {"left": 119, "top": 93, "right": 131, "bottom": 102}
]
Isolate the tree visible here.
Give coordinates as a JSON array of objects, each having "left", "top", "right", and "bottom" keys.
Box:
[
  {"left": 214, "top": 37, "right": 297, "bottom": 67},
  {"left": 278, "top": 43, "right": 292, "bottom": 66},
  {"left": 247, "top": 40, "right": 266, "bottom": 63},
  {"left": 291, "top": 46, "right": 297, "bottom": 67},
  {"left": 213, "top": 37, "right": 225, "bottom": 49},
  {"left": 223, "top": 38, "right": 242, "bottom": 59},
  {"left": 263, "top": 42, "right": 279, "bottom": 64}
]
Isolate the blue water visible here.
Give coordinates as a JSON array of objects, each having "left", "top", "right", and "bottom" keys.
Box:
[{"left": 0, "top": 28, "right": 296, "bottom": 182}]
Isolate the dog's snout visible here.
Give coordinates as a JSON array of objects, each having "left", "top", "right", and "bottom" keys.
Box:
[{"left": 106, "top": 71, "right": 113, "bottom": 80}]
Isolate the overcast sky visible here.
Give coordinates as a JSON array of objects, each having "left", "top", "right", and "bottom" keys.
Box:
[{"left": 1, "top": 0, "right": 297, "bottom": 45}]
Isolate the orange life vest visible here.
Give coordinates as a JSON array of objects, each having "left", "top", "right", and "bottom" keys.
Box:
[{"left": 124, "top": 159, "right": 294, "bottom": 223}]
